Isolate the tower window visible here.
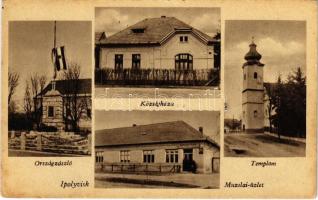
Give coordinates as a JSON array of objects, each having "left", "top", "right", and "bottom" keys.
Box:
[
  {"left": 254, "top": 72, "right": 258, "bottom": 79},
  {"left": 244, "top": 74, "right": 246, "bottom": 80},
  {"left": 254, "top": 110, "right": 258, "bottom": 118}
]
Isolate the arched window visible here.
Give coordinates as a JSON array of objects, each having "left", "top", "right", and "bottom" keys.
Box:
[
  {"left": 254, "top": 72, "right": 258, "bottom": 79},
  {"left": 254, "top": 110, "right": 258, "bottom": 118},
  {"left": 175, "top": 53, "right": 193, "bottom": 71}
]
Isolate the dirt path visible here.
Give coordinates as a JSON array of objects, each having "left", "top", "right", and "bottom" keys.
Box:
[
  {"left": 224, "top": 133, "right": 305, "bottom": 157},
  {"left": 95, "top": 173, "right": 219, "bottom": 189}
]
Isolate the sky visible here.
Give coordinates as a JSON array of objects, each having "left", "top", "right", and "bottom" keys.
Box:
[
  {"left": 95, "top": 110, "right": 220, "bottom": 143},
  {"left": 224, "top": 20, "right": 306, "bottom": 119},
  {"left": 9, "top": 21, "right": 92, "bottom": 111},
  {"left": 95, "top": 7, "right": 220, "bottom": 37}
]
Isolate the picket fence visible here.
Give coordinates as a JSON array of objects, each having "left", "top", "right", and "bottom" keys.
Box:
[
  {"left": 8, "top": 131, "right": 91, "bottom": 155},
  {"left": 95, "top": 68, "right": 220, "bottom": 86},
  {"left": 97, "top": 163, "right": 182, "bottom": 174}
]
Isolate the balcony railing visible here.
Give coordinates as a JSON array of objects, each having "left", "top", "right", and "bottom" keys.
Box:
[{"left": 95, "top": 68, "right": 220, "bottom": 87}]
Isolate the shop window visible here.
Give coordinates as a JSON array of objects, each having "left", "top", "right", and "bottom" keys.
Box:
[
  {"left": 120, "top": 150, "right": 130, "bottom": 163},
  {"left": 166, "top": 149, "right": 179, "bottom": 163},
  {"left": 143, "top": 150, "right": 154, "bottom": 163}
]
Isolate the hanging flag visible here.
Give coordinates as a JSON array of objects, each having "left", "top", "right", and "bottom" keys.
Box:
[
  {"left": 51, "top": 48, "right": 57, "bottom": 79},
  {"left": 52, "top": 46, "right": 67, "bottom": 71}
]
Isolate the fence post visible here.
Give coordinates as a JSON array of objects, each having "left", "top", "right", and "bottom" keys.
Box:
[
  {"left": 87, "top": 134, "right": 92, "bottom": 155},
  {"left": 20, "top": 132, "right": 26, "bottom": 150},
  {"left": 10, "top": 131, "right": 15, "bottom": 139},
  {"left": 36, "top": 132, "right": 42, "bottom": 151}
]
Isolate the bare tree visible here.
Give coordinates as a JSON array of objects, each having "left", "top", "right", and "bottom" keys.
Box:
[
  {"left": 63, "top": 63, "right": 90, "bottom": 132},
  {"left": 8, "top": 71, "right": 20, "bottom": 105},
  {"left": 29, "top": 73, "right": 47, "bottom": 129},
  {"left": 24, "top": 81, "right": 33, "bottom": 120}
]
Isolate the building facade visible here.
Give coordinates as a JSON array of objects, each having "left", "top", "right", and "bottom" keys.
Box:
[
  {"left": 95, "top": 121, "right": 220, "bottom": 174},
  {"left": 242, "top": 41, "right": 265, "bottom": 132},
  {"left": 96, "top": 16, "right": 220, "bottom": 70},
  {"left": 36, "top": 79, "right": 91, "bottom": 131},
  {"left": 95, "top": 16, "right": 220, "bottom": 86}
]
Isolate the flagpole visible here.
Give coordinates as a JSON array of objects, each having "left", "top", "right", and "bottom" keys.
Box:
[{"left": 53, "top": 21, "right": 57, "bottom": 81}]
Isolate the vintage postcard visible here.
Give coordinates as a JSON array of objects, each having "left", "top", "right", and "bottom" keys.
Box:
[{"left": 1, "top": 0, "right": 317, "bottom": 198}]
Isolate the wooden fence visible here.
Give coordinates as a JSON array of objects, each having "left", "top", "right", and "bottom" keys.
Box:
[
  {"left": 95, "top": 68, "right": 220, "bottom": 86},
  {"left": 8, "top": 131, "right": 91, "bottom": 155},
  {"left": 97, "top": 163, "right": 181, "bottom": 174}
]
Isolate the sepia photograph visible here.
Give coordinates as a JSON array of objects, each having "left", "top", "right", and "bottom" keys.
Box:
[
  {"left": 224, "top": 20, "right": 306, "bottom": 157},
  {"left": 95, "top": 111, "right": 220, "bottom": 188},
  {"left": 8, "top": 21, "right": 92, "bottom": 157},
  {"left": 95, "top": 7, "right": 221, "bottom": 98}
]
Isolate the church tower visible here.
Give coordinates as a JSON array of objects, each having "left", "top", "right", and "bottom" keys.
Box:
[{"left": 242, "top": 39, "right": 265, "bottom": 133}]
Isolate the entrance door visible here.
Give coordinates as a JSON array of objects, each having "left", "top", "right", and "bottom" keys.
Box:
[
  {"left": 183, "top": 149, "right": 194, "bottom": 172},
  {"left": 212, "top": 157, "right": 220, "bottom": 173}
]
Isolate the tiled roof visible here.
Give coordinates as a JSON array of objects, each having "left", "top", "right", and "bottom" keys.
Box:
[
  {"left": 100, "top": 17, "right": 217, "bottom": 46},
  {"left": 38, "top": 78, "right": 91, "bottom": 96},
  {"left": 95, "top": 120, "right": 219, "bottom": 148}
]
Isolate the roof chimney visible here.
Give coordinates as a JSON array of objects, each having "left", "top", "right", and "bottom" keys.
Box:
[
  {"left": 132, "top": 124, "right": 137, "bottom": 127},
  {"left": 161, "top": 15, "right": 166, "bottom": 18},
  {"left": 199, "top": 127, "right": 203, "bottom": 135}
]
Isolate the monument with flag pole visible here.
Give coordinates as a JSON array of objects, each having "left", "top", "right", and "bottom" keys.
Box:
[
  {"left": 8, "top": 21, "right": 92, "bottom": 156},
  {"left": 34, "top": 21, "right": 92, "bottom": 132}
]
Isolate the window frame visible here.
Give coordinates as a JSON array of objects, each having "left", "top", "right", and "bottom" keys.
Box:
[
  {"left": 175, "top": 53, "right": 193, "bottom": 71},
  {"left": 143, "top": 150, "right": 155, "bottom": 163},
  {"left": 254, "top": 110, "right": 258, "bottom": 118},
  {"left": 254, "top": 72, "right": 258, "bottom": 79},
  {"left": 120, "top": 150, "right": 130, "bottom": 163},
  {"left": 95, "top": 151, "right": 104, "bottom": 163},
  {"left": 48, "top": 106, "right": 54, "bottom": 117},
  {"left": 166, "top": 149, "right": 179, "bottom": 163},
  {"left": 132, "top": 54, "right": 141, "bottom": 70},
  {"left": 114, "top": 54, "right": 123, "bottom": 71}
]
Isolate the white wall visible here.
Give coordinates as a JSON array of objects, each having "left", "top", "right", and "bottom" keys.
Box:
[{"left": 100, "top": 33, "right": 214, "bottom": 70}]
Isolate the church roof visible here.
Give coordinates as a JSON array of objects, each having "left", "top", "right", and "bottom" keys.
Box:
[
  {"left": 38, "top": 78, "right": 91, "bottom": 97},
  {"left": 243, "top": 41, "right": 264, "bottom": 67},
  {"left": 99, "top": 16, "right": 218, "bottom": 46},
  {"left": 95, "top": 120, "right": 219, "bottom": 148}
]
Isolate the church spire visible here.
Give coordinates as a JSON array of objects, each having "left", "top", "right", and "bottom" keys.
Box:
[{"left": 244, "top": 37, "right": 262, "bottom": 61}]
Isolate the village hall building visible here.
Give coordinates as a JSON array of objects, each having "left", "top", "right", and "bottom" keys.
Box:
[
  {"left": 95, "top": 16, "right": 220, "bottom": 71},
  {"left": 95, "top": 121, "right": 220, "bottom": 174},
  {"left": 36, "top": 79, "right": 92, "bottom": 131}
]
